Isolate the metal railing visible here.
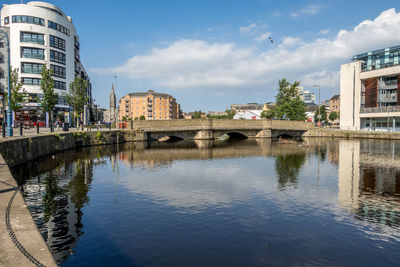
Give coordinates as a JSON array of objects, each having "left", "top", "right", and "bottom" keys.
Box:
[{"left": 361, "top": 105, "right": 400, "bottom": 113}]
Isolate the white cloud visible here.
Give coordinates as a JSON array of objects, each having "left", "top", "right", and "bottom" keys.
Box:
[
  {"left": 254, "top": 32, "right": 271, "bottom": 42},
  {"left": 239, "top": 23, "right": 258, "bottom": 35},
  {"left": 320, "top": 29, "right": 330, "bottom": 35},
  {"left": 291, "top": 4, "right": 323, "bottom": 18},
  {"left": 93, "top": 8, "right": 400, "bottom": 100}
]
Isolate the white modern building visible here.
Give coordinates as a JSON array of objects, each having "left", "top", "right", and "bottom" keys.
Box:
[
  {"left": 340, "top": 45, "right": 400, "bottom": 131},
  {"left": 0, "top": 1, "right": 92, "bottom": 124},
  {"left": 297, "top": 86, "right": 316, "bottom": 105}
]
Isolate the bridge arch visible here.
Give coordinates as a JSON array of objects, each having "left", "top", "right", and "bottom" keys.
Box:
[{"left": 158, "top": 135, "right": 184, "bottom": 142}]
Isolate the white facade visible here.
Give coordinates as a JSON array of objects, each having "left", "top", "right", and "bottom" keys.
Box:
[
  {"left": 297, "top": 86, "right": 316, "bottom": 105},
  {"left": 340, "top": 61, "right": 400, "bottom": 131},
  {"left": 0, "top": 2, "right": 91, "bottom": 121},
  {"left": 233, "top": 110, "right": 261, "bottom": 120}
]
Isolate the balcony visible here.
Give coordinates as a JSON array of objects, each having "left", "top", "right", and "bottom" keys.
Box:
[
  {"left": 147, "top": 108, "right": 152, "bottom": 112},
  {"left": 148, "top": 98, "right": 152, "bottom": 102},
  {"left": 378, "top": 93, "right": 397, "bottom": 103},
  {"left": 360, "top": 105, "right": 400, "bottom": 113},
  {"left": 148, "top": 103, "right": 152, "bottom": 107},
  {"left": 378, "top": 80, "right": 397, "bottom": 90},
  {"left": 148, "top": 113, "right": 152, "bottom": 117},
  {"left": 125, "top": 104, "right": 129, "bottom": 108}
]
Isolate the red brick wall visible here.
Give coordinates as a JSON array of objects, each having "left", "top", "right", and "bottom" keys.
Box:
[{"left": 364, "top": 78, "right": 377, "bottom": 108}]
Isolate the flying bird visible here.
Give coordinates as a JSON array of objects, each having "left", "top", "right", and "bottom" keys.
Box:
[{"left": 267, "top": 36, "right": 273, "bottom": 44}]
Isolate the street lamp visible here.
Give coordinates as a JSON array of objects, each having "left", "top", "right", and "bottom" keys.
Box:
[
  {"left": 0, "top": 28, "right": 12, "bottom": 137},
  {"left": 313, "top": 84, "right": 321, "bottom": 127}
]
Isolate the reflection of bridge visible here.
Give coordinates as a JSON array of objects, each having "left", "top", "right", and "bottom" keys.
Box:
[{"left": 125, "top": 119, "right": 313, "bottom": 140}]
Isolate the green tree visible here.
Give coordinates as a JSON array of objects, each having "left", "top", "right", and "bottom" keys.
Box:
[
  {"left": 329, "top": 111, "right": 339, "bottom": 122},
  {"left": 64, "top": 77, "right": 88, "bottom": 127},
  {"left": 122, "top": 116, "right": 127, "bottom": 121},
  {"left": 225, "top": 109, "right": 236, "bottom": 119},
  {"left": 40, "top": 64, "right": 58, "bottom": 124},
  {"left": 261, "top": 109, "right": 276, "bottom": 119},
  {"left": 5, "top": 67, "right": 27, "bottom": 112},
  {"left": 139, "top": 115, "right": 145, "bottom": 120},
  {"left": 314, "top": 105, "right": 328, "bottom": 122},
  {"left": 274, "top": 78, "right": 306, "bottom": 121},
  {"left": 192, "top": 110, "right": 203, "bottom": 119}
]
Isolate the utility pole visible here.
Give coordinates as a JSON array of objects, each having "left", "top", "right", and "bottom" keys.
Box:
[{"left": 313, "top": 85, "right": 321, "bottom": 127}]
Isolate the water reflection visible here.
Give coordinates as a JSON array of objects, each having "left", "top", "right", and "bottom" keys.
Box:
[
  {"left": 10, "top": 138, "right": 400, "bottom": 265},
  {"left": 338, "top": 140, "right": 400, "bottom": 229}
]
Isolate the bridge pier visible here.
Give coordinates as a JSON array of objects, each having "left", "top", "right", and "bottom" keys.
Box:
[
  {"left": 256, "top": 129, "right": 272, "bottom": 138},
  {"left": 194, "top": 130, "right": 213, "bottom": 140}
]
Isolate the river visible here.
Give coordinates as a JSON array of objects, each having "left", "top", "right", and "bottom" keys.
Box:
[{"left": 11, "top": 138, "right": 400, "bottom": 266}]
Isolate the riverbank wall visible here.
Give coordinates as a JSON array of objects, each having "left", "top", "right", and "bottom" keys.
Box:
[{"left": 304, "top": 128, "right": 400, "bottom": 140}]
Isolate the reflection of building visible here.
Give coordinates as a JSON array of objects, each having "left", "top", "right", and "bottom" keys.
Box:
[
  {"left": 118, "top": 90, "right": 181, "bottom": 120},
  {"left": 338, "top": 140, "right": 400, "bottom": 228},
  {"left": 340, "top": 45, "right": 400, "bottom": 131},
  {"left": 22, "top": 158, "right": 93, "bottom": 263},
  {"left": 0, "top": 2, "right": 92, "bottom": 123}
]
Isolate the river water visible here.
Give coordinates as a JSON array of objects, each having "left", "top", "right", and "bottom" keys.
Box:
[{"left": 11, "top": 138, "right": 400, "bottom": 266}]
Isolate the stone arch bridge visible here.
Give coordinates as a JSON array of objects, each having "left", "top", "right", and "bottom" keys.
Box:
[{"left": 124, "top": 120, "right": 313, "bottom": 141}]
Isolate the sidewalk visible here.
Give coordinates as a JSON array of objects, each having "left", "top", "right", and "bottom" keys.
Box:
[{"left": 0, "top": 126, "right": 113, "bottom": 139}]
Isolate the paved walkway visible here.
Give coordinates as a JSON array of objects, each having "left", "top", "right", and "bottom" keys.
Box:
[
  {"left": 1, "top": 126, "right": 112, "bottom": 139},
  {"left": 0, "top": 154, "right": 57, "bottom": 267}
]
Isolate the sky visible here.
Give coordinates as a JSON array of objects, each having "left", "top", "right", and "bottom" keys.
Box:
[{"left": 4, "top": 0, "right": 400, "bottom": 112}]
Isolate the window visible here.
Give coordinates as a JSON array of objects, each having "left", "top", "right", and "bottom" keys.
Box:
[
  {"left": 48, "top": 20, "right": 70, "bottom": 36},
  {"left": 21, "top": 62, "right": 44, "bottom": 74},
  {"left": 50, "top": 64, "right": 66, "bottom": 78},
  {"left": 54, "top": 80, "right": 66, "bottom": 90},
  {"left": 4, "top": 17, "right": 9, "bottom": 25},
  {"left": 49, "top": 35, "right": 65, "bottom": 51},
  {"left": 22, "top": 77, "right": 41, "bottom": 85},
  {"left": 50, "top": 50, "right": 66, "bottom": 65},
  {"left": 21, "top": 47, "right": 45, "bottom": 60},
  {"left": 12, "top": 15, "right": 44, "bottom": 26},
  {"left": 20, "top": 32, "right": 44, "bottom": 45}
]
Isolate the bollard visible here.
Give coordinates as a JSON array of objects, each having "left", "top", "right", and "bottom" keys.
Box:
[
  {"left": 20, "top": 122, "right": 23, "bottom": 136},
  {"left": 50, "top": 122, "right": 54, "bottom": 133},
  {"left": 2, "top": 122, "right": 5, "bottom": 138},
  {"left": 37, "top": 122, "right": 39, "bottom": 134}
]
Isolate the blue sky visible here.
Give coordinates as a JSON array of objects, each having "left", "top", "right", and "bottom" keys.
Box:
[{"left": 5, "top": 0, "right": 400, "bottom": 111}]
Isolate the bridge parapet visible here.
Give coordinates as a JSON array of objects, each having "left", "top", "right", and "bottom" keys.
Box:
[{"left": 128, "top": 119, "right": 312, "bottom": 131}]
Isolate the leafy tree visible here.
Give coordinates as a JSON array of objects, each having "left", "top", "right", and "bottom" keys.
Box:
[
  {"left": 139, "top": 115, "right": 145, "bottom": 120},
  {"left": 134, "top": 117, "right": 139, "bottom": 120},
  {"left": 261, "top": 109, "right": 276, "bottom": 119},
  {"left": 5, "top": 67, "right": 27, "bottom": 112},
  {"left": 314, "top": 105, "right": 328, "bottom": 122},
  {"left": 192, "top": 110, "right": 203, "bottom": 119},
  {"left": 40, "top": 64, "right": 58, "bottom": 124},
  {"left": 329, "top": 111, "right": 339, "bottom": 122},
  {"left": 274, "top": 78, "right": 306, "bottom": 121},
  {"left": 122, "top": 116, "right": 127, "bottom": 121},
  {"left": 225, "top": 109, "right": 236, "bottom": 119},
  {"left": 64, "top": 77, "right": 88, "bottom": 126}
]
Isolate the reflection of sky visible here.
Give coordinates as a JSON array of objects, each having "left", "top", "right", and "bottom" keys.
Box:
[{"left": 28, "top": 139, "right": 400, "bottom": 266}]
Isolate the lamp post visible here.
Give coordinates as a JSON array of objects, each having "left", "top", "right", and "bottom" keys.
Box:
[
  {"left": 313, "top": 84, "right": 321, "bottom": 127},
  {"left": 0, "top": 28, "right": 12, "bottom": 137}
]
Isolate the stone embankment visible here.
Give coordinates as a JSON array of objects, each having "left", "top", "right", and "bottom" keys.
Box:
[{"left": 304, "top": 128, "right": 400, "bottom": 140}]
